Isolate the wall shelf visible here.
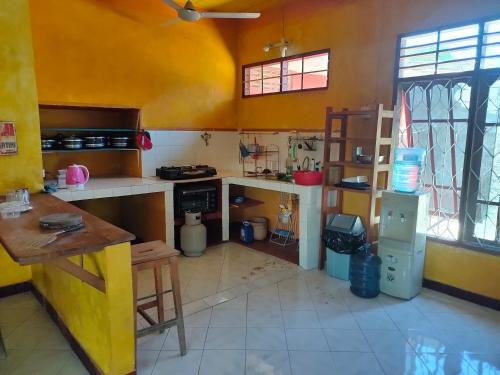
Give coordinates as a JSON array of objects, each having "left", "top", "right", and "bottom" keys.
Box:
[
  {"left": 41, "top": 128, "right": 137, "bottom": 133},
  {"left": 229, "top": 197, "right": 264, "bottom": 209},
  {"left": 39, "top": 104, "right": 142, "bottom": 178},
  {"left": 42, "top": 148, "right": 139, "bottom": 154}
]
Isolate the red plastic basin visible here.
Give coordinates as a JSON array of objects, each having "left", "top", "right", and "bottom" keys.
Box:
[{"left": 293, "top": 171, "right": 323, "bottom": 186}]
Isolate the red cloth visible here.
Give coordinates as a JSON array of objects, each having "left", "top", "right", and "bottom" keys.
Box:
[{"left": 136, "top": 130, "right": 153, "bottom": 150}]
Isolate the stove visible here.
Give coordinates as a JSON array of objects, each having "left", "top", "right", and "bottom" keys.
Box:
[{"left": 156, "top": 165, "right": 217, "bottom": 180}]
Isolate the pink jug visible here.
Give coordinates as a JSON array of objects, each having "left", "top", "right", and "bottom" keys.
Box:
[{"left": 66, "top": 164, "right": 89, "bottom": 190}]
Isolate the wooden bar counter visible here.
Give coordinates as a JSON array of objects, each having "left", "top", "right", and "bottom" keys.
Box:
[{"left": 0, "top": 193, "right": 136, "bottom": 375}]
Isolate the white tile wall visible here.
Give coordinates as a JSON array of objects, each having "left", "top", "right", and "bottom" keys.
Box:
[
  {"left": 141, "top": 130, "right": 326, "bottom": 177},
  {"left": 141, "top": 130, "right": 240, "bottom": 177}
]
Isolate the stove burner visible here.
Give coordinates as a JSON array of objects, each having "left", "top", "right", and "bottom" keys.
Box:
[{"left": 156, "top": 165, "right": 217, "bottom": 180}]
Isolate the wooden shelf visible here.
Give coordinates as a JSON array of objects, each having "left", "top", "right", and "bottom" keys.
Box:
[
  {"left": 230, "top": 198, "right": 264, "bottom": 209},
  {"left": 326, "top": 137, "right": 392, "bottom": 145},
  {"left": 41, "top": 128, "right": 137, "bottom": 133},
  {"left": 325, "top": 161, "right": 373, "bottom": 169},
  {"left": 320, "top": 104, "right": 395, "bottom": 269},
  {"left": 324, "top": 161, "right": 391, "bottom": 172},
  {"left": 326, "top": 185, "right": 383, "bottom": 197},
  {"left": 42, "top": 148, "right": 139, "bottom": 154}
]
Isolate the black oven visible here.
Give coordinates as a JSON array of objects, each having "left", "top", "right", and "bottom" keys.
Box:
[{"left": 174, "top": 184, "right": 217, "bottom": 218}]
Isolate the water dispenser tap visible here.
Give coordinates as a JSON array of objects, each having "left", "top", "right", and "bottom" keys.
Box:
[{"left": 400, "top": 213, "right": 406, "bottom": 223}]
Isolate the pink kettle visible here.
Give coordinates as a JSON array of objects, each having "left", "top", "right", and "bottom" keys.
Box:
[{"left": 66, "top": 164, "right": 89, "bottom": 190}]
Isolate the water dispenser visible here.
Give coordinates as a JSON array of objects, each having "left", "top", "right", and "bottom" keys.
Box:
[
  {"left": 378, "top": 191, "right": 429, "bottom": 299},
  {"left": 392, "top": 148, "right": 426, "bottom": 193}
]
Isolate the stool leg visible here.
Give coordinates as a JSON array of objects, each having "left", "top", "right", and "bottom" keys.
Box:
[
  {"left": 169, "top": 256, "right": 186, "bottom": 355},
  {"left": 154, "top": 266, "right": 165, "bottom": 331},
  {"left": 0, "top": 328, "right": 6, "bottom": 358}
]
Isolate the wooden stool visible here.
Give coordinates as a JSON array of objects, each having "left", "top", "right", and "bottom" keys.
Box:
[{"left": 132, "top": 241, "right": 186, "bottom": 355}]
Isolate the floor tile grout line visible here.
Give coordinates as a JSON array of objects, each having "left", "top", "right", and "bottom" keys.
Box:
[
  {"left": 276, "top": 277, "right": 294, "bottom": 375},
  {"left": 244, "top": 289, "right": 249, "bottom": 375},
  {"left": 197, "top": 306, "right": 212, "bottom": 375},
  {"left": 146, "top": 349, "right": 162, "bottom": 375}
]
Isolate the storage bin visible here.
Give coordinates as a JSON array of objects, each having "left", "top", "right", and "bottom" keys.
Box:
[
  {"left": 326, "top": 248, "right": 351, "bottom": 281},
  {"left": 249, "top": 217, "right": 268, "bottom": 240}
]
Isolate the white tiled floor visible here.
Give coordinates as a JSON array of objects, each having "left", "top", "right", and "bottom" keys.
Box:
[{"left": 1, "top": 242, "right": 499, "bottom": 375}]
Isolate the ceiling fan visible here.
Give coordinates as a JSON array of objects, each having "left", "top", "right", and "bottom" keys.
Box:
[{"left": 162, "top": 0, "right": 261, "bottom": 22}]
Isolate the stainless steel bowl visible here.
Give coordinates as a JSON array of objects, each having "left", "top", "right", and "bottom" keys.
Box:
[
  {"left": 84, "top": 136, "right": 106, "bottom": 149},
  {"left": 110, "top": 136, "right": 130, "bottom": 148},
  {"left": 41, "top": 139, "right": 56, "bottom": 150},
  {"left": 62, "top": 136, "right": 84, "bottom": 149}
]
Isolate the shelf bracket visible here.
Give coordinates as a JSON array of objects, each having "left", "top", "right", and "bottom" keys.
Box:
[{"left": 48, "top": 257, "right": 106, "bottom": 293}]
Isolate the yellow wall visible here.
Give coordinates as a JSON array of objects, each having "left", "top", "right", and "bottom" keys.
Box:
[
  {"left": 0, "top": 0, "right": 42, "bottom": 287},
  {"left": 32, "top": 243, "right": 135, "bottom": 375},
  {"left": 0, "top": 0, "right": 43, "bottom": 193},
  {"left": 236, "top": 0, "right": 500, "bottom": 129},
  {"left": 0, "top": 245, "right": 32, "bottom": 287},
  {"left": 29, "top": 0, "right": 238, "bottom": 129},
  {"left": 425, "top": 242, "right": 500, "bottom": 300},
  {"left": 235, "top": 0, "right": 500, "bottom": 299}
]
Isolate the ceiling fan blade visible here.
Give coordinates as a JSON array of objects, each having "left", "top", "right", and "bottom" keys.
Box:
[
  {"left": 160, "top": 17, "right": 181, "bottom": 27},
  {"left": 199, "top": 12, "right": 261, "bottom": 19},
  {"left": 162, "top": 0, "right": 183, "bottom": 10}
]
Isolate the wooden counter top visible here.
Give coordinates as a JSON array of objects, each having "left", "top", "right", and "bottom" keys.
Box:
[{"left": 0, "top": 193, "right": 135, "bottom": 265}]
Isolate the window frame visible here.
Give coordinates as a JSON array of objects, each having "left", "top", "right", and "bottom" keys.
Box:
[
  {"left": 392, "top": 15, "right": 500, "bottom": 254},
  {"left": 242, "top": 48, "right": 331, "bottom": 98}
]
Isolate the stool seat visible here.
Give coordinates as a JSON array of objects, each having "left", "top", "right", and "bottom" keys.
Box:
[
  {"left": 132, "top": 240, "right": 179, "bottom": 266},
  {"left": 132, "top": 240, "right": 186, "bottom": 356}
]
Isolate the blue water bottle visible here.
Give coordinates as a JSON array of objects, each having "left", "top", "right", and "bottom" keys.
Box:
[{"left": 240, "top": 221, "right": 254, "bottom": 243}]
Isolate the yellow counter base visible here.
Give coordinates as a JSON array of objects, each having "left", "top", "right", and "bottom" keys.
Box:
[{"left": 31, "top": 243, "right": 135, "bottom": 375}]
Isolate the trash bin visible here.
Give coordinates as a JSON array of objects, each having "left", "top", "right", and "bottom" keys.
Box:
[
  {"left": 322, "top": 214, "right": 366, "bottom": 281},
  {"left": 326, "top": 249, "right": 351, "bottom": 280}
]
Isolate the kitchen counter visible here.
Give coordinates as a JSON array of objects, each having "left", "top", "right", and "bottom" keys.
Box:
[
  {"left": 0, "top": 193, "right": 134, "bottom": 265},
  {"left": 50, "top": 177, "right": 170, "bottom": 202},
  {"left": 0, "top": 193, "right": 135, "bottom": 374},
  {"left": 222, "top": 176, "right": 322, "bottom": 270},
  {"left": 50, "top": 173, "right": 322, "bottom": 270}
]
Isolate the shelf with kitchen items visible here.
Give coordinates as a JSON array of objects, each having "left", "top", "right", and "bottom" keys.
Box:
[
  {"left": 240, "top": 140, "right": 280, "bottom": 178},
  {"left": 39, "top": 103, "right": 142, "bottom": 178},
  {"left": 287, "top": 135, "right": 324, "bottom": 152},
  {"left": 319, "top": 104, "right": 396, "bottom": 269}
]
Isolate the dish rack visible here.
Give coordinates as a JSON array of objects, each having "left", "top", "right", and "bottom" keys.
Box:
[
  {"left": 269, "top": 192, "right": 298, "bottom": 247},
  {"left": 240, "top": 134, "right": 280, "bottom": 177}
]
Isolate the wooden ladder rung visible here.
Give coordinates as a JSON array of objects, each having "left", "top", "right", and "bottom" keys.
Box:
[
  {"left": 380, "top": 137, "right": 392, "bottom": 145},
  {"left": 377, "top": 164, "right": 391, "bottom": 172},
  {"left": 382, "top": 110, "right": 394, "bottom": 118}
]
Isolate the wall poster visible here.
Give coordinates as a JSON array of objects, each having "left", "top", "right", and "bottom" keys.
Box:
[{"left": 0, "top": 122, "right": 18, "bottom": 155}]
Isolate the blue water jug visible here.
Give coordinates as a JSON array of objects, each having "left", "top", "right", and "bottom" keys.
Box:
[
  {"left": 240, "top": 221, "right": 254, "bottom": 243},
  {"left": 349, "top": 245, "right": 381, "bottom": 298}
]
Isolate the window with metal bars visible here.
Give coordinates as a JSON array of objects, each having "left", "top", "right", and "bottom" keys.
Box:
[
  {"left": 394, "top": 17, "right": 500, "bottom": 251},
  {"left": 242, "top": 49, "right": 330, "bottom": 97}
]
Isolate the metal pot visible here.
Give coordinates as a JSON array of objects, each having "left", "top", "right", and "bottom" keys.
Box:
[
  {"left": 62, "top": 136, "right": 84, "bottom": 149},
  {"left": 110, "top": 136, "right": 130, "bottom": 148},
  {"left": 84, "top": 136, "right": 106, "bottom": 149},
  {"left": 41, "top": 139, "right": 56, "bottom": 150}
]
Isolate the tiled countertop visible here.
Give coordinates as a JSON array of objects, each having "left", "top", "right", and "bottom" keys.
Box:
[
  {"left": 50, "top": 173, "right": 321, "bottom": 202},
  {"left": 50, "top": 177, "right": 170, "bottom": 202}
]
